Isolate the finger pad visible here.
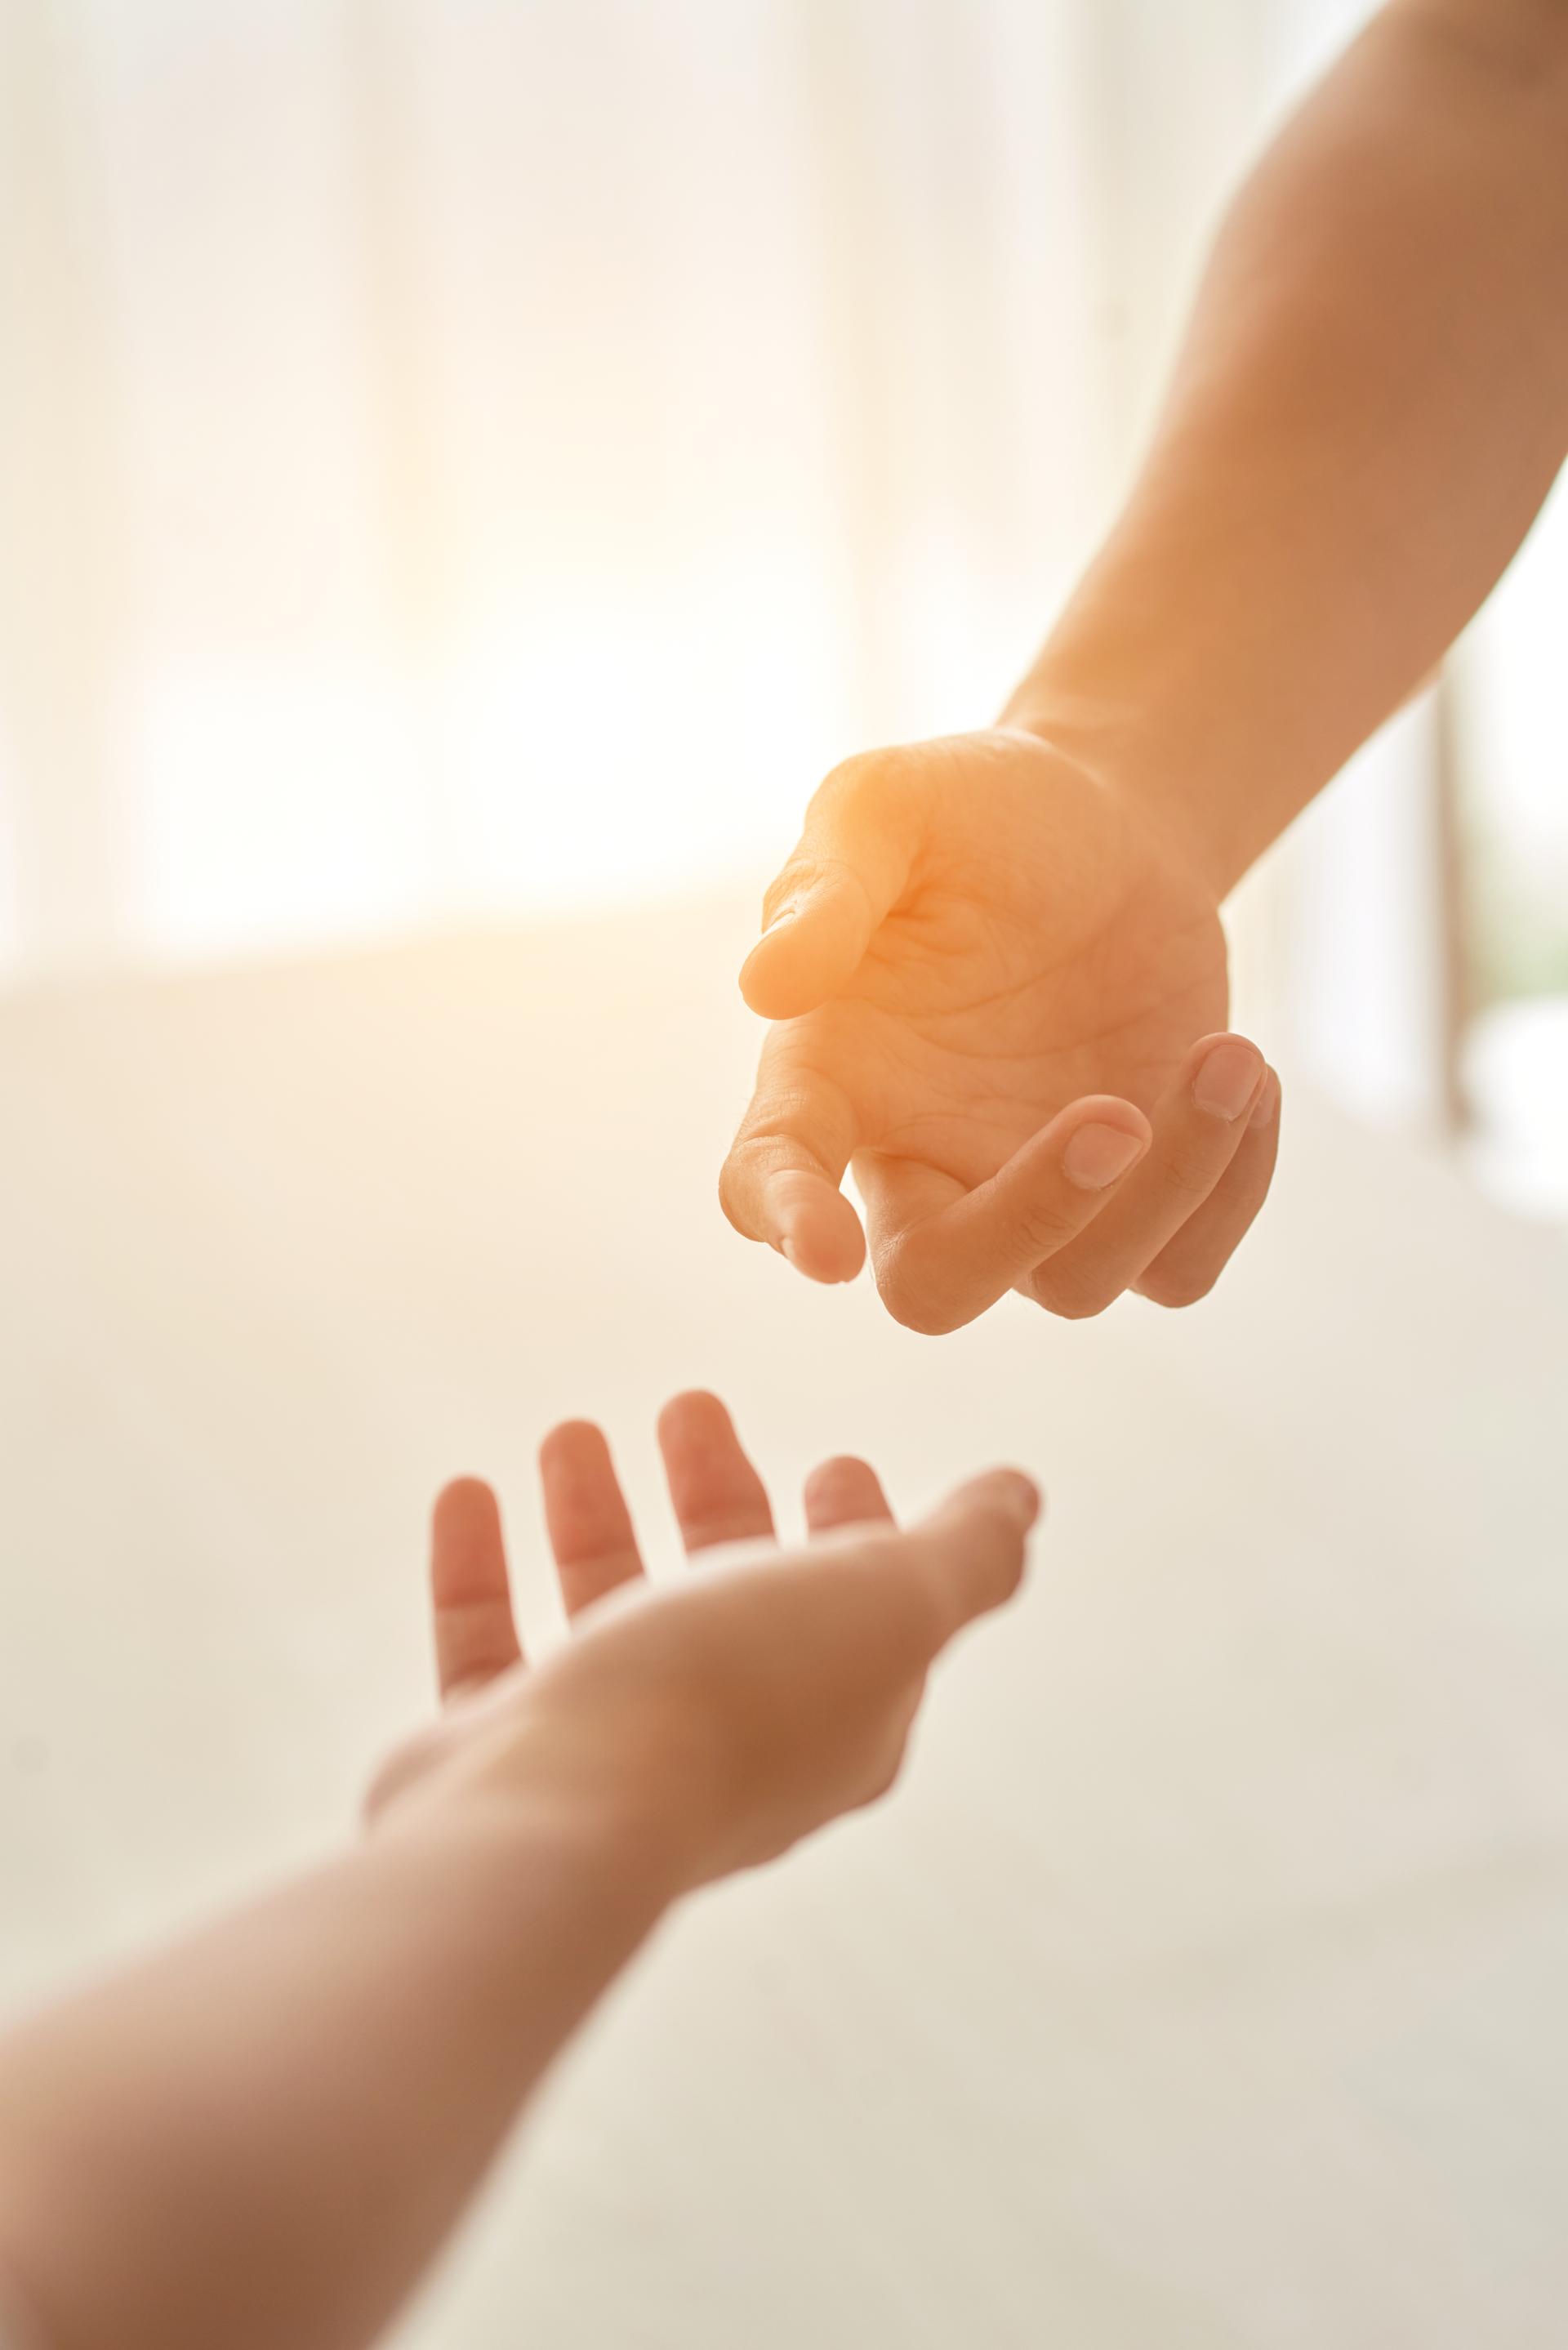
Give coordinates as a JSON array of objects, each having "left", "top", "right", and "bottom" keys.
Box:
[
  {"left": 430, "top": 1478, "right": 506, "bottom": 1603},
  {"left": 780, "top": 1196, "right": 866, "bottom": 1284},
  {"left": 657, "top": 1391, "right": 774, "bottom": 1549},
  {"left": 804, "top": 1455, "right": 893, "bottom": 1532},
  {"left": 539, "top": 1420, "right": 639, "bottom": 1564}
]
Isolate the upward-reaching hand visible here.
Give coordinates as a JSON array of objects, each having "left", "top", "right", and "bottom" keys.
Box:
[
  {"left": 369, "top": 1392, "right": 1038, "bottom": 1888},
  {"left": 0, "top": 1398, "right": 1029, "bottom": 2350},
  {"left": 721, "top": 730, "right": 1280, "bottom": 1332}
]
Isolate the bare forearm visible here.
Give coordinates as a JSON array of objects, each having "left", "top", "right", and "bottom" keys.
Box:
[
  {"left": 0, "top": 1794, "right": 673, "bottom": 2350},
  {"left": 1007, "top": 0, "right": 1568, "bottom": 895}
]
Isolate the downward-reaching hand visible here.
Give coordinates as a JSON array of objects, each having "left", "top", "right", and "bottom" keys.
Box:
[{"left": 721, "top": 731, "right": 1279, "bottom": 1332}]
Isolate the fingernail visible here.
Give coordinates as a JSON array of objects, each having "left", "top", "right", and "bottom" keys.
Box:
[
  {"left": 761, "top": 905, "right": 798, "bottom": 939},
  {"left": 1192, "top": 1039, "right": 1263, "bottom": 1122},
  {"left": 1250, "top": 1072, "right": 1279, "bottom": 1128},
  {"left": 1062, "top": 1121, "right": 1145, "bottom": 1190},
  {"left": 780, "top": 1232, "right": 801, "bottom": 1268}
]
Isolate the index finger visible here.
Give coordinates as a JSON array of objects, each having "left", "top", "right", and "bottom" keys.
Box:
[{"left": 719, "top": 1029, "right": 866, "bottom": 1285}]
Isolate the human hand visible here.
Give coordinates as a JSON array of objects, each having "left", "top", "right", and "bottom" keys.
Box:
[
  {"left": 368, "top": 1392, "right": 1037, "bottom": 1889},
  {"left": 720, "top": 729, "right": 1280, "bottom": 1331}
]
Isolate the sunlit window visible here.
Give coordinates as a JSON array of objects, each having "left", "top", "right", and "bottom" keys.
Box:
[{"left": 0, "top": 0, "right": 1559, "bottom": 1221}]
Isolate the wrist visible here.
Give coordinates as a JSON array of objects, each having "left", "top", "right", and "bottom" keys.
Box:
[
  {"left": 383, "top": 1697, "right": 712, "bottom": 1919},
  {"left": 1002, "top": 609, "right": 1265, "bottom": 902},
  {"left": 999, "top": 686, "right": 1236, "bottom": 907}
]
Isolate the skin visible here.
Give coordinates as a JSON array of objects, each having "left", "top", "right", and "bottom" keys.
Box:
[
  {"left": 7, "top": 0, "right": 1567, "bottom": 2333},
  {"left": 724, "top": 731, "right": 1279, "bottom": 1331},
  {"left": 722, "top": 0, "right": 1568, "bottom": 1331},
  {"left": 0, "top": 1397, "right": 1036, "bottom": 2350}
]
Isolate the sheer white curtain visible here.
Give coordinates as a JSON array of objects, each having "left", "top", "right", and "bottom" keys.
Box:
[
  {"left": 35, "top": 9, "right": 1565, "bottom": 1168},
  {"left": 32, "top": 0, "right": 1534, "bottom": 1205},
  {"left": 0, "top": 0, "right": 1315, "bottom": 978}
]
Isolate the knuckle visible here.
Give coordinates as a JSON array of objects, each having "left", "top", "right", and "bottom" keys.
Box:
[
  {"left": 760, "top": 856, "right": 817, "bottom": 928},
  {"left": 813, "top": 747, "right": 886, "bottom": 818},
  {"left": 728, "top": 1088, "right": 827, "bottom": 1166},
  {"left": 1159, "top": 1142, "right": 1229, "bottom": 1205},
  {"left": 752, "top": 1081, "right": 827, "bottom": 1140},
  {"left": 809, "top": 747, "right": 916, "bottom": 846},
  {"left": 1009, "top": 1195, "right": 1080, "bottom": 1260}
]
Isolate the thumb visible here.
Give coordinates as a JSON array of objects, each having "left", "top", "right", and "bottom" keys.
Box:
[
  {"left": 740, "top": 752, "right": 924, "bottom": 1019},
  {"left": 913, "top": 1470, "right": 1041, "bottom": 1643}
]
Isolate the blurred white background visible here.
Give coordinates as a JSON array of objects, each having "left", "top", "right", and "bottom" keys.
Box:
[
  {"left": 2, "top": 0, "right": 1563, "bottom": 1210},
  {"left": 4, "top": 9, "right": 1568, "bottom": 2346}
]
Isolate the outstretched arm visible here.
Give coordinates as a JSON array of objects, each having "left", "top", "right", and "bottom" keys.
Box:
[
  {"left": 0, "top": 1399, "right": 1033, "bottom": 2350},
  {"left": 0, "top": 1778, "right": 668, "bottom": 2350},
  {"left": 1007, "top": 0, "right": 1568, "bottom": 894},
  {"left": 722, "top": 0, "right": 1568, "bottom": 1329}
]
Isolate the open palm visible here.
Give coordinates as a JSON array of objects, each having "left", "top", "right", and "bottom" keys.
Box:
[
  {"left": 722, "top": 731, "right": 1279, "bottom": 1331},
  {"left": 366, "top": 1393, "right": 1036, "bottom": 1889}
]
